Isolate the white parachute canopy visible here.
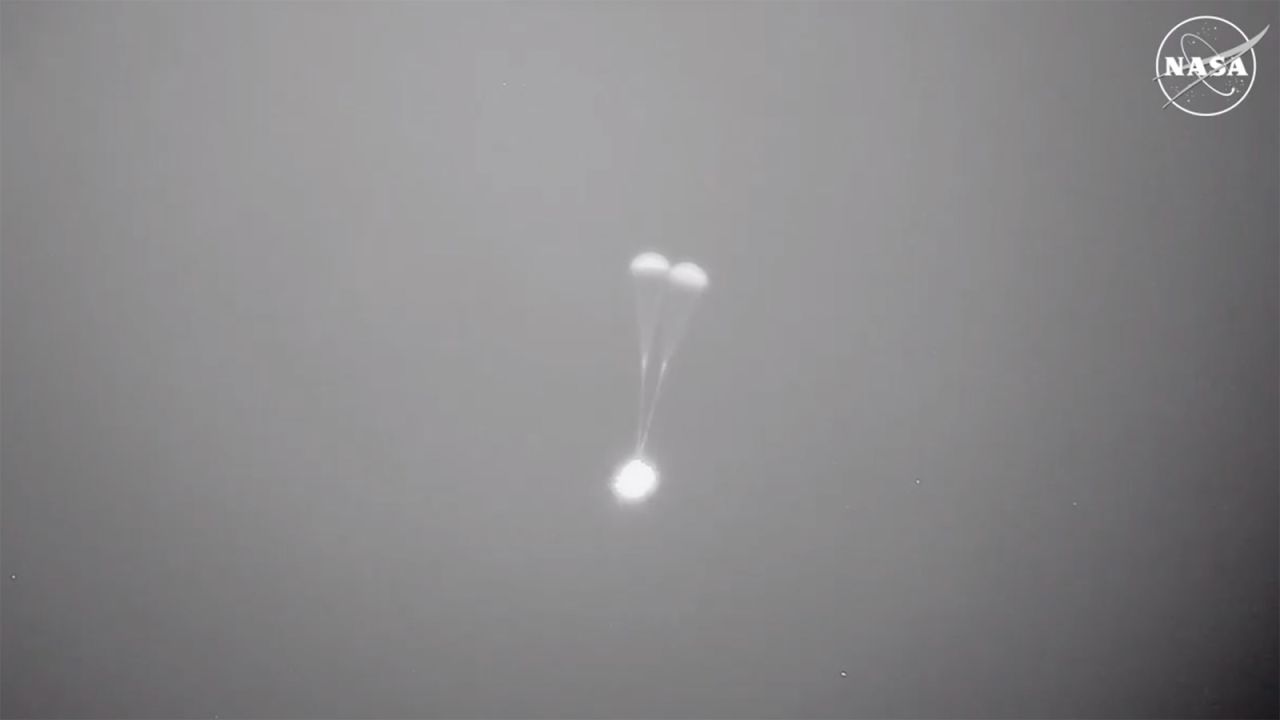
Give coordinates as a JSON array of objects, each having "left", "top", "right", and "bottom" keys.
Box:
[
  {"left": 658, "top": 262, "right": 709, "bottom": 366},
  {"left": 629, "top": 252, "right": 670, "bottom": 375},
  {"left": 629, "top": 252, "right": 670, "bottom": 450},
  {"left": 627, "top": 254, "right": 709, "bottom": 454}
]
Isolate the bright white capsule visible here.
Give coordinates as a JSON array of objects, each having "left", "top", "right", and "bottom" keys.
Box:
[{"left": 612, "top": 457, "right": 659, "bottom": 504}]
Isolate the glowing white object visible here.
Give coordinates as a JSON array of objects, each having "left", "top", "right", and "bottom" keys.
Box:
[
  {"left": 612, "top": 457, "right": 659, "bottom": 503},
  {"left": 630, "top": 252, "right": 671, "bottom": 278},
  {"left": 625, "top": 253, "right": 711, "bottom": 476},
  {"left": 668, "top": 261, "right": 709, "bottom": 291},
  {"left": 630, "top": 252, "right": 672, "bottom": 451}
]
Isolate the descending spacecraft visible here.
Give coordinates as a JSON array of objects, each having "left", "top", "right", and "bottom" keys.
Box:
[{"left": 612, "top": 252, "right": 709, "bottom": 503}]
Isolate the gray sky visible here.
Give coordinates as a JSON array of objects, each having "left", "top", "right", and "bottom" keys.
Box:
[{"left": 2, "top": 2, "right": 1277, "bottom": 718}]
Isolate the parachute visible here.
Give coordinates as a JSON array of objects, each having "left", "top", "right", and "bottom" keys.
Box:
[
  {"left": 627, "top": 253, "right": 709, "bottom": 455},
  {"left": 615, "top": 253, "right": 708, "bottom": 503},
  {"left": 629, "top": 252, "right": 671, "bottom": 450}
]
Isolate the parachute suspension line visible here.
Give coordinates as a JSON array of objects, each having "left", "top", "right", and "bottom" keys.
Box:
[
  {"left": 635, "top": 356, "right": 649, "bottom": 452},
  {"left": 637, "top": 359, "right": 670, "bottom": 452},
  {"left": 633, "top": 263, "right": 668, "bottom": 368},
  {"left": 632, "top": 265, "right": 667, "bottom": 454},
  {"left": 626, "top": 254, "right": 707, "bottom": 456}
]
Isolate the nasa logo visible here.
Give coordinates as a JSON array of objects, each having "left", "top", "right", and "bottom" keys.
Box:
[{"left": 1155, "top": 16, "right": 1268, "bottom": 116}]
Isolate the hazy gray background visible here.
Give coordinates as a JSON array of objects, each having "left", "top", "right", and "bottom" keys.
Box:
[{"left": 2, "top": 2, "right": 1277, "bottom": 718}]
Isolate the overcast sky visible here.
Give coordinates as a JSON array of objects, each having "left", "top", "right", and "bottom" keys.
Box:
[{"left": 2, "top": 2, "right": 1277, "bottom": 718}]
